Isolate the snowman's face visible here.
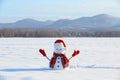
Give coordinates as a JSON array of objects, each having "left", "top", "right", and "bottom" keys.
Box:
[{"left": 54, "top": 43, "right": 66, "bottom": 54}]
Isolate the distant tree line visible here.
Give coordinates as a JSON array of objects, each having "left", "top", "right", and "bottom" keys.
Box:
[{"left": 0, "top": 28, "right": 120, "bottom": 37}]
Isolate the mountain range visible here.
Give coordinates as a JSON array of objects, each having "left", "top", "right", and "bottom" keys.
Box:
[{"left": 0, "top": 14, "right": 120, "bottom": 32}]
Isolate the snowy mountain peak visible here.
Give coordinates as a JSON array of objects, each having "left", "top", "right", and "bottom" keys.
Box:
[
  {"left": 15, "top": 18, "right": 41, "bottom": 24},
  {"left": 92, "top": 14, "right": 113, "bottom": 18}
]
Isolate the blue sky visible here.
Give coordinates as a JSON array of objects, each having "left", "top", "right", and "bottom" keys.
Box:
[{"left": 0, "top": 0, "right": 120, "bottom": 23}]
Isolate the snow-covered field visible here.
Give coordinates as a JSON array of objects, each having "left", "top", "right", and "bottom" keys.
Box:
[{"left": 0, "top": 38, "right": 120, "bottom": 80}]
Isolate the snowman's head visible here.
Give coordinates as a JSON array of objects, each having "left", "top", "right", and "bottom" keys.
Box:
[{"left": 54, "top": 39, "right": 66, "bottom": 54}]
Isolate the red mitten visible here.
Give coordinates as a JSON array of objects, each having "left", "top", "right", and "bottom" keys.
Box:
[
  {"left": 72, "top": 50, "right": 80, "bottom": 57},
  {"left": 39, "top": 49, "right": 46, "bottom": 56},
  {"left": 76, "top": 50, "right": 80, "bottom": 55}
]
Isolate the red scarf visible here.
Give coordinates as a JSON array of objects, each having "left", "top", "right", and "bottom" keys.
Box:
[{"left": 50, "top": 53, "right": 69, "bottom": 68}]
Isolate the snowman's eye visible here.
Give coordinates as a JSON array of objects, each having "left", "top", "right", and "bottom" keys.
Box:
[
  {"left": 56, "top": 48, "right": 58, "bottom": 50},
  {"left": 60, "top": 48, "right": 62, "bottom": 50}
]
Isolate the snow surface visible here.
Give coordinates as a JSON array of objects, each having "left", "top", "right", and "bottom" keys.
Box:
[{"left": 0, "top": 38, "right": 120, "bottom": 80}]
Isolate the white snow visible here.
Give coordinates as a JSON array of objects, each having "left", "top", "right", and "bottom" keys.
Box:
[{"left": 0, "top": 38, "right": 120, "bottom": 80}]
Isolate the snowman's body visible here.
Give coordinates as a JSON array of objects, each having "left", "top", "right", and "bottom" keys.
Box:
[
  {"left": 54, "top": 56, "right": 63, "bottom": 70},
  {"left": 50, "top": 53, "right": 69, "bottom": 70}
]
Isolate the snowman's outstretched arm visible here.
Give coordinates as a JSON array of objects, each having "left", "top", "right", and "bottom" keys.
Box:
[
  {"left": 69, "top": 50, "right": 80, "bottom": 60},
  {"left": 39, "top": 49, "right": 50, "bottom": 61}
]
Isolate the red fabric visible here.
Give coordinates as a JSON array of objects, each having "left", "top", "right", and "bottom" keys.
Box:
[
  {"left": 50, "top": 53, "right": 69, "bottom": 68},
  {"left": 72, "top": 50, "right": 80, "bottom": 57},
  {"left": 54, "top": 39, "right": 66, "bottom": 47},
  {"left": 39, "top": 49, "right": 46, "bottom": 56}
]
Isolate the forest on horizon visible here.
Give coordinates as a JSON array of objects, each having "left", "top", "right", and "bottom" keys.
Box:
[{"left": 0, "top": 28, "right": 120, "bottom": 37}]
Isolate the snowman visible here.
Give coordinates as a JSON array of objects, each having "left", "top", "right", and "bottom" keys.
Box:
[{"left": 39, "top": 39, "right": 80, "bottom": 70}]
